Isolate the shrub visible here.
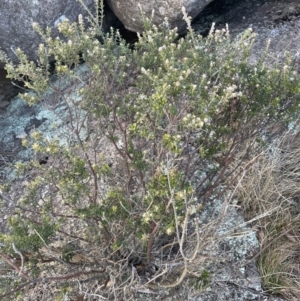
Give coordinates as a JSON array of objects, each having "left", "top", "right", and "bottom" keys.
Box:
[{"left": 1, "top": 1, "right": 300, "bottom": 299}]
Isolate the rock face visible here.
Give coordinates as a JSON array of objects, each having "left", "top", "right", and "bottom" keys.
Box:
[
  {"left": 0, "top": 0, "right": 109, "bottom": 66},
  {"left": 105, "top": 0, "right": 215, "bottom": 34}
]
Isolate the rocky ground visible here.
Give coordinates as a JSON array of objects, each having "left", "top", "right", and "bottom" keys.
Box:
[
  {"left": 193, "top": 0, "right": 300, "bottom": 65},
  {"left": 0, "top": 0, "right": 299, "bottom": 300}
]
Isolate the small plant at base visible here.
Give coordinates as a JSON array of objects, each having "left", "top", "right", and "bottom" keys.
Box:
[{"left": 1, "top": 1, "right": 300, "bottom": 299}]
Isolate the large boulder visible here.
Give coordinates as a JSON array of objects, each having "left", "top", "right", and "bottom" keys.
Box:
[
  {"left": 105, "top": 0, "right": 215, "bottom": 34},
  {"left": 0, "top": 0, "right": 117, "bottom": 66}
]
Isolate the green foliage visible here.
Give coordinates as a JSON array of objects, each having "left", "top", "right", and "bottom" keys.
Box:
[
  {"left": 1, "top": 1, "right": 300, "bottom": 299},
  {"left": 193, "top": 269, "right": 211, "bottom": 290}
]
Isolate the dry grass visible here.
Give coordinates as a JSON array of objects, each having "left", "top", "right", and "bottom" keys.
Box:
[{"left": 235, "top": 130, "right": 300, "bottom": 299}]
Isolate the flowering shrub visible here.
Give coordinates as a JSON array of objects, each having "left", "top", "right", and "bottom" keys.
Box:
[{"left": 1, "top": 1, "right": 300, "bottom": 299}]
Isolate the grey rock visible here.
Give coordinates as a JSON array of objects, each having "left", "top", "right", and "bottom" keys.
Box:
[
  {"left": 186, "top": 199, "right": 286, "bottom": 301},
  {"left": 0, "top": 100, "right": 10, "bottom": 108},
  {"left": 0, "top": 0, "right": 117, "bottom": 66},
  {"left": 188, "top": 200, "right": 262, "bottom": 301},
  {"left": 0, "top": 63, "right": 90, "bottom": 167},
  {"left": 134, "top": 199, "right": 268, "bottom": 301},
  {"left": 105, "top": 0, "right": 215, "bottom": 34}
]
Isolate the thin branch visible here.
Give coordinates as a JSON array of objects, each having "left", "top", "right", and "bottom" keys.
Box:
[
  {"left": 0, "top": 268, "right": 106, "bottom": 299},
  {"left": 0, "top": 252, "right": 31, "bottom": 280}
]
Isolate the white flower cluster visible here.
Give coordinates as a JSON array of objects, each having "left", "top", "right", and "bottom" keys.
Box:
[
  {"left": 182, "top": 113, "right": 208, "bottom": 129},
  {"left": 166, "top": 226, "right": 174, "bottom": 235},
  {"left": 223, "top": 84, "right": 243, "bottom": 100},
  {"left": 142, "top": 211, "right": 154, "bottom": 223},
  {"left": 141, "top": 67, "right": 148, "bottom": 75}
]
